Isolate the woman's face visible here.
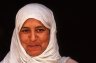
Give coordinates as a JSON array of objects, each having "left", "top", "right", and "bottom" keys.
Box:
[{"left": 19, "top": 18, "right": 50, "bottom": 56}]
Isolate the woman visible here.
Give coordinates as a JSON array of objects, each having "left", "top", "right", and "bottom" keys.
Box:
[{"left": 0, "top": 3, "right": 78, "bottom": 63}]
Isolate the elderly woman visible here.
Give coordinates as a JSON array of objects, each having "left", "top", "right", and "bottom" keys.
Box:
[{"left": 0, "top": 3, "right": 78, "bottom": 63}]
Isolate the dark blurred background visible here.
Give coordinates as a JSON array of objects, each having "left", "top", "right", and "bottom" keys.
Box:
[{"left": 0, "top": 0, "right": 95, "bottom": 63}]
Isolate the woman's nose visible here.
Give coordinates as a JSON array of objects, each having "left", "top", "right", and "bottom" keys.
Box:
[{"left": 30, "top": 31, "right": 37, "bottom": 42}]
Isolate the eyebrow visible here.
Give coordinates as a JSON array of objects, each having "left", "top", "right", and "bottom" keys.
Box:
[
  {"left": 21, "top": 26, "right": 46, "bottom": 29},
  {"left": 21, "top": 27, "right": 30, "bottom": 30},
  {"left": 35, "top": 26, "right": 46, "bottom": 29}
]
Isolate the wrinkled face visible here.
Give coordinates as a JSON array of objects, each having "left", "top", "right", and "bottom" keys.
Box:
[{"left": 19, "top": 18, "right": 50, "bottom": 56}]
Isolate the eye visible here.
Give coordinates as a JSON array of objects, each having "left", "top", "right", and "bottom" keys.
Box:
[
  {"left": 36, "top": 28, "right": 45, "bottom": 33},
  {"left": 22, "top": 29, "right": 29, "bottom": 32},
  {"left": 20, "top": 28, "right": 30, "bottom": 33}
]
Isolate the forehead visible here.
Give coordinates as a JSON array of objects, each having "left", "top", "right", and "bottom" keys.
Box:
[{"left": 22, "top": 18, "right": 44, "bottom": 27}]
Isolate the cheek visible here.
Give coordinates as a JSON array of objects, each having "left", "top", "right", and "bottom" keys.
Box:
[
  {"left": 19, "top": 34, "right": 29, "bottom": 44},
  {"left": 39, "top": 32, "right": 50, "bottom": 49}
]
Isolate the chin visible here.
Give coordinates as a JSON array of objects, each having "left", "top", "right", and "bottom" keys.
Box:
[{"left": 27, "top": 50, "right": 43, "bottom": 57}]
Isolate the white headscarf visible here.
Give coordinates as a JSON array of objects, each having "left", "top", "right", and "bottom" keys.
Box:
[{"left": 1, "top": 3, "right": 69, "bottom": 63}]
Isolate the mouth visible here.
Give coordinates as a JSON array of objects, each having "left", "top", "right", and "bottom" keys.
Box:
[
  {"left": 27, "top": 45, "right": 41, "bottom": 51},
  {"left": 28, "top": 44, "right": 40, "bottom": 47}
]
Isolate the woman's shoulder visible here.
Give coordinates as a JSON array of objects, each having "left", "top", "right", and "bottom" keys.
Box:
[
  {"left": 59, "top": 56, "right": 78, "bottom": 63},
  {"left": 66, "top": 58, "right": 78, "bottom": 63}
]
